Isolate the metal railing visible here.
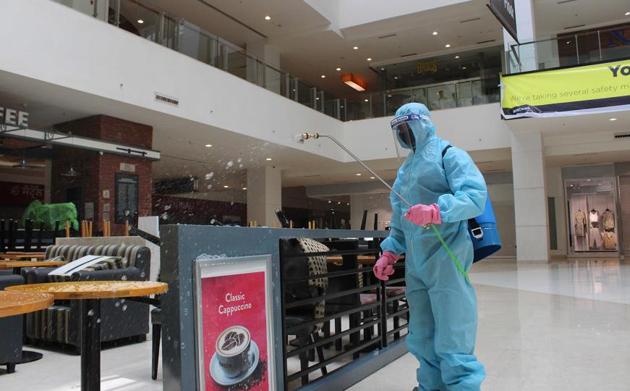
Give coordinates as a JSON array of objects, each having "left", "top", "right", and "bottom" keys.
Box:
[
  {"left": 506, "top": 25, "right": 630, "bottom": 74},
  {"left": 52, "top": 0, "right": 501, "bottom": 120},
  {"left": 280, "top": 237, "right": 408, "bottom": 390}
]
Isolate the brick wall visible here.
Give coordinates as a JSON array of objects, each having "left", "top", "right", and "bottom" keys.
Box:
[{"left": 51, "top": 115, "right": 153, "bottom": 235}]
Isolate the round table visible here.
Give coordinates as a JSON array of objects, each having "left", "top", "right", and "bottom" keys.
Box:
[
  {"left": 0, "top": 291, "right": 53, "bottom": 318},
  {"left": 8, "top": 281, "right": 168, "bottom": 391},
  {"left": 0, "top": 291, "right": 54, "bottom": 372},
  {"left": 0, "top": 260, "right": 66, "bottom": 274}
]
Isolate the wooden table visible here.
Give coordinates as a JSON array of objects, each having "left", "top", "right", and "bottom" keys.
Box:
[
  {"left": 326, "top": 255, "right": 377, "bottom": 266},
  {"left": 0, "top": 260, "right": 66, "bottom": 274},
  {"left": 0, "top": 252, "right": 46, "bottom": 261},
  {"left": 8, "top": 281, "right": 168, "bottom": 391},
  {"left": 0, "top": 291, "right": 53, "bottom": 318}
]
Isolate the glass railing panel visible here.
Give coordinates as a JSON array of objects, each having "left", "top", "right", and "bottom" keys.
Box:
[
  {"left": 264, "top": 65, "right": 283, "bottom": 95},
  {"left": 225, "top": 49, "right": 248, "bottom": 80},
  {"left": 117, "top": 0, "right": 161, "bottom": 44},
  {"left": 178, "top": 22, "right": 217, "bottom": 66},
  {"left": 427, "top": 84, "right": 457, "bottom": 111},
  {"left": 456, "top": 81, "right": 473, "bottom": 107}
]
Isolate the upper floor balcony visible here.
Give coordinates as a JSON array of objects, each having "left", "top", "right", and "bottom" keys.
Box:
[
  {"left": 54, "top": 0, "right": 501, "bottom": 121},
  {"left": 505, "top": 24, "right": 630, "bottom": 74}
]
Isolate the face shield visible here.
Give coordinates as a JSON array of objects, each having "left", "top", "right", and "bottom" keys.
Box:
[{"left": 390, "top": 113, "right": 429, "bottom": 153}]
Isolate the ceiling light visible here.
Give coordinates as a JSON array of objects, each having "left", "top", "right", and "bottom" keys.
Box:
[
  {"left": 380, "top": 67, "right": 385, "bottom": 71},
  {"left": 337, "top": 202, "right": 341, "bottom": 205},
  {"left": 364, "top": 98, "right": 369, "bottom": 102},
  {"left": 346, "top": 203, "right": 350, "bottom": 206},
  {"left": 265, "top": 15, "right": 271, "bottom": 21},
  {"left": 609, "top": 118, "right": 617, "bottom": 121},
  {"left": 266, "top": 157, "right": 272, "bottom": 161},
  {"left": 137, "top": 19, "right": 144, "bottom": 24},
  {"left": 366, "top": 57, "right": 372, "bottom": 61},
  {"left": 336, "top": 67, "right": 342, "bottom": 71},
  {"left": 223, "top": 185, "right": 229, "bottom": 188},
  {"left": 462, "top": 66, "right": 467, "bottom": 70},
  {"left": 394, "top": 76, "right": 398, "bottom": 80},
  {"left": 341, "top": 73, "right": 367, "bottom": 91},
  {"left": 432, "top": 31, "right": 438, "bottom": 36},
  {"left": 445, "top": 44, "right": 451, "bottom": 48},
  {"left": 242, "top": 187, "right": 247, "bottom": 190},
  {"left": 355, "top": 173, "right": 362, "bottom": 176},
  {"left": 205, "top": 144, "right": 213, "bottom": 148},
  {"left": 328, "top": 200, "right": 332, "bottom": 204},
  {"left": 370, "top": 176, "right": 375, "bottom": 180},
  {"left": 455, "top": 55, "right": 460, "bottom": 59},
  {"left": 321, "top": 74, "right": 326, "bottom": 78},
  {"left": 353, "top": 46, "right": 359, "bottom": 50},
  {"left": 626, "top": 11, "right": 630, "bottom": 16}
]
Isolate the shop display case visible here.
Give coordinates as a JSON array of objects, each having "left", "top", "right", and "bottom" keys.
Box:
[{"left": 566, "top": 178, "right": 619, "bottom": 254}]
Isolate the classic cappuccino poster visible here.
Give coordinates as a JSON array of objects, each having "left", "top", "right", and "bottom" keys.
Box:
[{"left": 196, "top": 256, "right": 273, "bottom": 390}]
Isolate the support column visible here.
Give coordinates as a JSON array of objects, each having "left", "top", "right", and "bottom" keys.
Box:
[
  {"left": 503, "top": 0, "right": 537, "bottom": 72},
  {"left": 511, "top": 129, "right": 550, "bottom": 261},
  {"left": 247, "top": 166, "right": 282, "bottom": 227}
]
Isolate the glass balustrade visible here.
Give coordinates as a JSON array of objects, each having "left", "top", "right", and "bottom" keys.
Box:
[{"left": 506, "top": 26, "right": 630, "bottom": 74}]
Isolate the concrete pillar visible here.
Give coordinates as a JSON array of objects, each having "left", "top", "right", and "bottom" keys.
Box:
[
  {"left": 503, "top": 0, "right": 537, "bottom": 72},
  {"left": 511, "top": 129, "right": 550, "bottom": 261},
  {"left": 546, "top": 167, "right": 567, "bottom": 257},
  {"left": 247, "top": 166, "right": 282, "bottom": 227}
]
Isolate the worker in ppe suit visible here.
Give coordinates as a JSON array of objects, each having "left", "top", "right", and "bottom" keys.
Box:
[{"left": 374, "top": 102, "right": 487, "bottom": 390}]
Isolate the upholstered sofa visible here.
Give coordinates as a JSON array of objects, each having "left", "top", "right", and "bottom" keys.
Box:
[{"left": 23, "top": 243, "right": 151, "bottom": 351}]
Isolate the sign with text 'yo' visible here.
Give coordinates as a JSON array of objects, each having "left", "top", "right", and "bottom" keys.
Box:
[{"left": 195, "top": 254, "right": 276, "bottom": 391}]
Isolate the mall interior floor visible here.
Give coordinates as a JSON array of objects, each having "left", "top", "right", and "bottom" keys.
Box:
[{"left": 2, "top": 259, "right": 630, "bottom": 390}]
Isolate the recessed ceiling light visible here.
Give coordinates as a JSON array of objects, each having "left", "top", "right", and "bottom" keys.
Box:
[
  {"left": 223, "top": 185, "right": 229, "bottom": 188},
  {"left": 609, "top": 118, "right": 617, "bottom": 121},
  {"left": 265, "top": 15, "right": 271, "bottom": 20},
  {"left": 355, "top": 173, "right": 362, "bottom": 176},
  {"left": 364, "top": 98, "right": 369, "bottom": 102},
  {"left": 370, "top": 176, "right": 375, "bottom": 180},
  {"left": 316, "top": 97, "right": 320, "bottom": 100},
  {"left": 205, "top": 144, "right": 213, "bottom": 148},
  {"left": 625, "top": 11, "right": 630, "bottom": 16},
  {"left": 455, "top": 55, "right": 460, "bottom": 59},
  {"left": 337, "top": 201, "right": 341, "bottom": 205},
  {"left": 462, "top": 66, "right": 467, "bottom": 70},
  {"left": 321, "top": 74, "right": 326, "bottom": 78},
  {"left": 366, "top": 57, "right": 372, "bottom": 61},
  {"left": 394, "top": 76, "right": 399, "bottom": 80},
  {"left": 242, "top": 187, "right": 247, "bottom": 190},
  {"left": 266, "top": 157, "right": 273, "bottom": 161},
  {"left": 432, "top": 31, "right": 438, "bottom": 36},
  {"left": 346, "top": 203, "right": 350, "bottom": 206},
  {"left": 328, "top": 200, "right": 332, "bottom": 204},
  {"left": 380, "top": 67, "right": 385, "bottom": 71},
  {"left": 353, "top": 46, "right": 359, "bottom": 50},
  {"left": 336, "top": 67, "right": 342, "bottom": 71},
  {"left": 137, "top": 19, "right": 144, "bottom": 24},
  {"left": 445, "top": 44, "right": 451, "bottom": 48}
]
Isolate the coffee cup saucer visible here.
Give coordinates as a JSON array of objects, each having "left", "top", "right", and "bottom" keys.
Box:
[{"left": 210, "top": 341, "right": 260, "bottom": 386}]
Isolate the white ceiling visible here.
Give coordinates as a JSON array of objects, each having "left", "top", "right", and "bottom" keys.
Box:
[{"left": 534, "top": 0, "right": 630, "bottom": 38}]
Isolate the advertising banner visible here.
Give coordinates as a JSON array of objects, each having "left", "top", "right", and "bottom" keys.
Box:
[
  {"left": 195, "top": 255, "right": 275, "bottom": 391},
  {"left": 501, "top": 59, "right": 630, "bottom": 119},
  {"left": 487, "top": 0, "right": 517, "bottom": 42}
]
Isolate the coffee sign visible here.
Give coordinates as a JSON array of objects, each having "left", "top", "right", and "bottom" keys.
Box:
[
  {"left": 195, "top": 255, "right": 276, "bottom": 390},
  {"left": 0, "top": 106, "right": 29, "bottom": 128}
]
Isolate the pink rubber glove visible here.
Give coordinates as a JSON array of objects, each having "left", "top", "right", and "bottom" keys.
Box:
[
  {"left": 373, "top": 251, "right": 399, "bottom": 281},
  {"left": 404, "top": 203, "right": 441, "bottom": 226}
]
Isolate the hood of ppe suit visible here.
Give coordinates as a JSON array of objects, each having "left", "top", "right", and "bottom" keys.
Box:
[{"left": 394, "top": 102, "right": 436, "bottom": 150}]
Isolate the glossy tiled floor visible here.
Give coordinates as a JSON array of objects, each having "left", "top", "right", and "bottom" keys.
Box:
[{"left": 2, "top": 259, "right": 630, "bottom": 390}]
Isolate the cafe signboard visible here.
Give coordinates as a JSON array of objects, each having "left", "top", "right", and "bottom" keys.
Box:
[{"left": 194, "top": 254, "right": 276, "bottom": 391}]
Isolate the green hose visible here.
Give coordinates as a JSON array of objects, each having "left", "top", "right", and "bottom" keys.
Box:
[{"left": 429, "top": 225, "right": 470, "bottom": 282}]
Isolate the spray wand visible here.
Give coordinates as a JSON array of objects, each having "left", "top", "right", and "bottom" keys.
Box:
[{"left": 297, "top": 132, "right": 469, "bottom": 281}]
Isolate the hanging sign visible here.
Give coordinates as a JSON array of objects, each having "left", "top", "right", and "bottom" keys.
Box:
[
  {"left": 501, "top": 59, "right": 630, "bottom": 119},
  {"left": 487, "top": 0, "right": 517, "bottom": 42},
  {"left": 195, "top": 254, "right": 276, "bottom": 391}
]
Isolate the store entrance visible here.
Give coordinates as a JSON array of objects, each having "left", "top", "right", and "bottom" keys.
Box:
[{"left": 566, "top": 178, "right": 619, "bottom": 255}]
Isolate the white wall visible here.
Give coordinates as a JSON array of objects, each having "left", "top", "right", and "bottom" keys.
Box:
[{"left": 343, "top": 103, "right": 513, "bottom": 162}]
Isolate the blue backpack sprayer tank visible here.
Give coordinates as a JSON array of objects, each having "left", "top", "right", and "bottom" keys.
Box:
[{"left": 297, "top": 132, "right": 501, "bottom": 278}]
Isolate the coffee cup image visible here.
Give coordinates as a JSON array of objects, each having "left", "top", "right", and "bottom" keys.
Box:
[{"left": 210, "top": 325, "right": 260, "bottom": 385}]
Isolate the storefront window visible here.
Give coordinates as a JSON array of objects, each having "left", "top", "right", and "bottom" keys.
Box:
[{"left": 566, "top": 178, "right": 619, "bottom": 253}]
